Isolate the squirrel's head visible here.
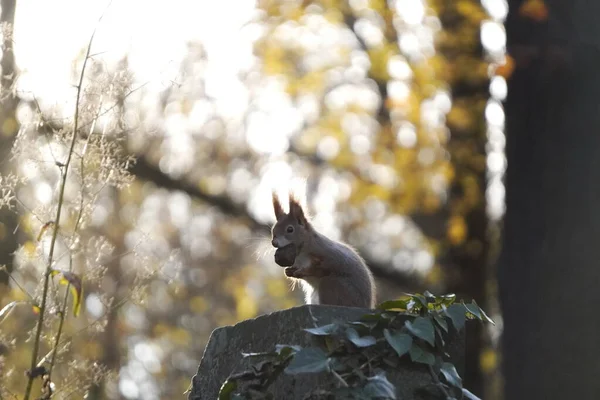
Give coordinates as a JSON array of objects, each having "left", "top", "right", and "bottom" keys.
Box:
[{"left": 271, "top": 193, "right": 310, "bottom": 248}]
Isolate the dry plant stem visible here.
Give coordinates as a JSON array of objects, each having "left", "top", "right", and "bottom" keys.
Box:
[
  {"left": 331, "top": 370, "right": 348, "bottom": 387},
  {"left": 47, "top": 258, "right": 73, "bottom": 377},
  {"left": 22, "top": 28, "right": 98, "bottom": 400}
]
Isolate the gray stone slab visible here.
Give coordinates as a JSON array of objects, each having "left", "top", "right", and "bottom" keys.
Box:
[{"left": 188, "top": 304, "right": 465, "bottom": 400}]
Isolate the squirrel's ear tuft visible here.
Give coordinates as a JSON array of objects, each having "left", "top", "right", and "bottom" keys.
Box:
[
  {"left": 272, "top": 192, "right": 285, "bottom": 220},
  {"left": 288, "top": 194, "right": 308, "bottom": 226}
]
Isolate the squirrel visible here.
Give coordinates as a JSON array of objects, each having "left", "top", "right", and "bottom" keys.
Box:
[{"left": 270, "top": 192, "right": 376, "bottom": 309}]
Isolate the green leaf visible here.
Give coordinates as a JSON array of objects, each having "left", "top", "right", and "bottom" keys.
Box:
[
  {"left": 218, "top": 380, "right": 237, "bottom": 400},
  {"left": 361, "top": 312, "right": 393, "bottom": 323},
  {"left": 410, "top": 293, "right": 428, "bottom": 308},
  {"left": 440, "top": 362, "right": 462, "bottom": 388},
  {"left": 363, "top": 373, "right": 396, "bottom": 399},
  {"left": 384, "top": 329, "right": 412, "bottom": 358},
  {"left": 433, "top": 314, "right": 449, "bottom": 333},
  {"left": 409, "top": 344, "right": 435, "bottom": 365},
  {"left": 443, "top": 304, "right": 467, "bottom": 331},
  {"left": 304, "top": 323, "right": 337, "bottom": 336},
  {"left": 349, "top": 320, "right": 377, "bottom": 329},
  {"left": 463, "top": 301, "right": 482, "bottom": 320},
  {"left": 285, "top": 347, "right": 330, "bottom": 374},
  {"left": 275, "top": 344, "right": 301, "bottom": 358},
  {"left": 438, "top": 293, "right": 456, "bottom": 305},
  {"left": 405, "top": 317, "right": 435, "bottom": 346},
  {"left": 433, "top": 324, "right": 445, "bottom": 348},
  {"left": 462, "top": 388, "right": 482, "bottom": 400},
  {"left": 346, "top": 327, "right": 376, "bottom": 348},
  {"left": 475, "top": 303, "right": 495, "bottom": 325},
  {"left": 423, "top": 290, "right": 436, "bottom": 302},
  {"left": 377, "top": 298, "right": 410, "bottom": 311}
]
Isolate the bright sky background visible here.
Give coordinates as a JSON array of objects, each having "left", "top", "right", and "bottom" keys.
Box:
[{"left": 13, "top": 0, "right": 258, "bottom": 111}]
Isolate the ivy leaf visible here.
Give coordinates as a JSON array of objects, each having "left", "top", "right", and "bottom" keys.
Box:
[
  {"left": 377, "top": 298, "right": 410, "bottom": 311},
  {"left": 405, "top": 317, "right": 435, "bottom": 346},
  {"left": 472, "top": 301, "right": 495, "bottom": 325},
  {"left": 462, "top": 388, "right": 483, "bottom": 400},
  {"left": 349, "top": 320, "right": 377, "bottom": 329},
  {"left": 383, "top": 329, "right": 412, "bottom": 358},
  {"left": 438, "top": 293, "right": 456, "bottom": 306},
  {"left": 50, "top": 270, "right": 83, "bottom": 317},
  {"left": 409, "top": 344, "right": 435, "bottom": 365},
  {"left": 463, "top": 301, "right": 482, "bottom": 320},
  {"left": 440, "top": 362, "right": 462, "bottom": 388},
  {"left": 423, "top": 290, "right": 436, "bottom": 302},
  {"left": 346, "top": 328, "right": 376, "bottom": 348},
  {"left": 443, "top": 304, "right": 467, "bottom": 331},
  {"left": 218, "top": 380, "right": 237, "bottom": 400},
  {"left": 409, "top": 293, "right": 428, "bottom": 308},
  {"left": 275, "top": 344, "right": 301, "bottom": 359},
  {"left": 360, "top": 312, "right": 392, "bottom": 323},
  {"left": 304, "top": 323, "right": 337, "bottom": 336},
  {"left": 285, "top": 347, "right": 330, "bottom": 374},
  {"left": 433, "top": 314, "right": 449, "bottom": 333},
  {"left": 363, "top": 373, "right": 396, "bottom": 399}
]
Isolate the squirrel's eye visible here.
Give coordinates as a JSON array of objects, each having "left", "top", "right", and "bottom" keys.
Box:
[{"left": 286, "top": 225, "right": 294, "bottom": 233}]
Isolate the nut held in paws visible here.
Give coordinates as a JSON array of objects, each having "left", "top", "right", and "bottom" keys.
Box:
[{"left": 274, "top": 243, "right": 296, "bottom": 267}]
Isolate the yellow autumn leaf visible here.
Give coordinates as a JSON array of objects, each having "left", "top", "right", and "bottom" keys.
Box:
[
  {"left": 50, "top": 270, "right": 84, "bottom": 317},
  {"left": 480, "top": 348, "right": 498, "bottom": 372},
  {"left": 189, "top": 296, "right": 208, "bottom": 314},
  {"left": 23, "top": 240, "right": 37, "bottom": 259},
  {"left": 236, "top": 295, "right": 258, "bottom": 320},
  {"left": 496, "top": 55, "right": 516, "bottom": 79},
  {"left": 447, "top": 216, "right": 467, "bottom": 245},
  {"left": 519, "top": 0, "right": 549, "bottom": 22}
]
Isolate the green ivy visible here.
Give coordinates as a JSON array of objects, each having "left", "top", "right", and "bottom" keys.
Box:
[{"left": 218, "top": 292, "right": 494, "bottom": 400}]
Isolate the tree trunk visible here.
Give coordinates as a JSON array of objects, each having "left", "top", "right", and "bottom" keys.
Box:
[
  {"left": 500, "top": 1, "right": 600, "bottom": 398},
  {"left": 436, "top": 0, "right": 490, "bottom": 395}
]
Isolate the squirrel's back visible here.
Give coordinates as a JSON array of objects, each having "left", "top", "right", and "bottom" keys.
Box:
[{"left": 307, "top": 231, "right": 376, "bottom": 308}]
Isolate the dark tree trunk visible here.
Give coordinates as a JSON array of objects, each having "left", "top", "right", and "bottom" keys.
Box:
[
  {"left": 437, "top": 1, "right": 491, "bottom": 396},
  {"left": 500, "top": 1, "right": 600, "bottom": 398}
]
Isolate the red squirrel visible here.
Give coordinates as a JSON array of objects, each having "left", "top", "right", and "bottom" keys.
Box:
[{"left": 271, "top": 193, "right": 376, "bottom": 308}]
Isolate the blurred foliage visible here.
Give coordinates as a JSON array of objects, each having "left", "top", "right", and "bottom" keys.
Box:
[{"left": 0, "top": 0, "right": 507, "bottom": 399}]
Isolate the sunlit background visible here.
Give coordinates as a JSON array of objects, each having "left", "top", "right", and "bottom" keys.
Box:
[{"left": 0, "top": 0, "right": 510, "bottom": 398}]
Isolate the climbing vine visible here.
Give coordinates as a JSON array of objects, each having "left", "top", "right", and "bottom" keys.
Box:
[{"left": 218, "top": 292, "right": 493, "bottom": 399}]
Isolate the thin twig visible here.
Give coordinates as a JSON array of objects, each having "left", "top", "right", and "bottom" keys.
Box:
[
  {"left": 47, "top": 257, "right": 73, "bottom": 377},
  {"left": 428, "top": 365, "right": 451, "bottom": 398},
  {"left": 22, "top": 7, "right": 106, "bottom": 398},
  {"left": 331, "top": 369, "right": 348, "bottom": 387},
  {"left": 72, "top": 96, "right": 103, "bottom": 235},
  {"left": 0, "top": 266, "right": 34, "bottom": 300},
  {"left": 35, "top": 293, "right": 130, "bottom": 370}
]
